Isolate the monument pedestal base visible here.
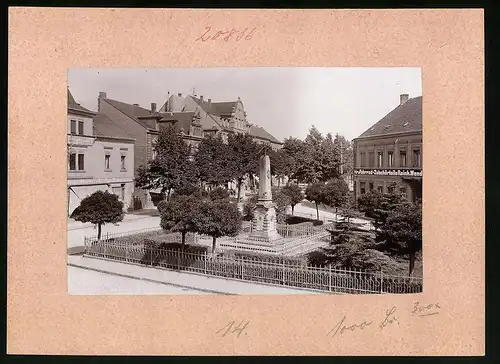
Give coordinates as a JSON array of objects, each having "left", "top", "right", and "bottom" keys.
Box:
[{"left": 248, "top": 201, "right": 282, "bottom": 243}]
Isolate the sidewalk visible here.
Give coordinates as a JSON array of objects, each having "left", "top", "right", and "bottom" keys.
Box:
[
  {"left": 67, "top": 216, "right": 161, "bottom": 249},
  {"left": 67, "top": 255, "right": 325, "bottom": 295},
  {"left": 68, "top": 213, "right": 155, "bottom": 231},
  {"left": 293, "top": 203, "right": 373, "bottom": 228}
]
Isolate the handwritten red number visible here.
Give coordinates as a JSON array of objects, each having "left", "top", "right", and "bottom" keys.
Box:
[
  {"left": 245, "top": 27, "right": 257, "bottom": 40},
  {"left": 212, "top": 30, "right": 229, "bottom": 41},
  {"left": 236, "top": 28, "right": 248, "bottom": 41},
  {"left": 197, "top": 27, "right": 256, "bottom": 42},
  {"left": 196, "top": 27, "right": 212, "bottom": 42},
  {"left": 224, "top": 28, "right": 237, "bottom": 41}
]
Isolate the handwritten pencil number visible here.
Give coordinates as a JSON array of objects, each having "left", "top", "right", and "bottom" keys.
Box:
[{"left": 216, "top": 320, "right": 249, "bottom": 338}]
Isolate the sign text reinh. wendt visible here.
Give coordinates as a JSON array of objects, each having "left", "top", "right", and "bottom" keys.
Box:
[{"left": 353, "top": 169, "right": 423, "bottom": 177}]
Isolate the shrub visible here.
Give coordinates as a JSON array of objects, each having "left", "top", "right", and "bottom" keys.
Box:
[
  {"left": 242, "top": 194, "right": 258, "bottom": 221},
  {"left": 285, "top": 215, "right": 324, "bottom": 226},
  {"left": 208, "top": 187, "right": 230, "bottom": 201}
]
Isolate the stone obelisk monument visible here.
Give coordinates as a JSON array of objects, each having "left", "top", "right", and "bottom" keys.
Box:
[{"left": 248, "top": 154, "right": 281, "bottom": 242}]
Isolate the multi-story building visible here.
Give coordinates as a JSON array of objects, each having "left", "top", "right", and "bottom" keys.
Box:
[
  {"left": 159, "top": 93, "right": 283, "bottom": 150},
  {"left": 95, "top": 91, "right": 283, "bottom": 207},
  {"left": 67, "top": 89, "right": 135, "bottom": 215},
  {"left": 352, "top": 94, "right": 422, "bottom": 203}
]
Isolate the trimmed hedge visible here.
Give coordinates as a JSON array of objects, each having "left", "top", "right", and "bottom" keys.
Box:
[{"left": 285, "top": 215, "right": 324, "bottom": 226}]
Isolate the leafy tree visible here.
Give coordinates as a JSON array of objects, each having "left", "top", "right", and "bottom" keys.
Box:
[
  {"left": 226, "top": 133, "right": 259, "bottom": 202},
  {"left": 282, "top": 137, "right": 302, "bottom": 180},
  {"left": 383, "top": 201, "right": 422, "bottom": 276},
  {"left": 194, "top": 134, "right": 233, "bottom": 188},
  {"left": 157, "top": 194, "right": 200, "bottom": 247},
  {"left": 172, "top": 182, "right": 203, "bottom": 198},
  {"left": 305, "top": 182, "right": 326, "bottom": 220},
  {"left": 358, "top": 190, "right": 406, "bottom": 247},
  {"left": 322, "top": 178, "right": 349, "bottom": 215},
  {"left": 333, "top": 134, "right": 353, "bottom": 176},
  {"left": 208, "top": 187, "right": 230, "bottom": 201},
  {"left": 269, "top": 148, "right": 294, "bottom": 187},
  {"left": 193, "top": 199, "right": 242, "bottom": 253},
  {"left": 294, "top": 126, "right": 324, "bottom": 183},
  {"left": 70, "top": 190, "right": 124, "bottom": 240},
  {"left": 281, "top": 183, "right": 304, "bottom": 215},
  {"left": 272, "top": 187, "right": 292, "bottom": 223},
  {"left": 135, "top": 125, "right": 193, "bottom": 201},
  {"left": 320, "top": 133, "right": 341, "bottom": 181}
]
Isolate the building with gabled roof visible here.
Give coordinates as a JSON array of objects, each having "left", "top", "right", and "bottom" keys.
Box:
[
  {"left": 67, "top": 89, "right": 135, "bottom": 215},
  {"left": 93, "top": 91, "right": 283, "bottom": 208},
  {"left": 159, "top": 92, "right": 283, "bottom": 150},
  {"left": 352, "top": 94, "right": 422, "bottom": 203}
]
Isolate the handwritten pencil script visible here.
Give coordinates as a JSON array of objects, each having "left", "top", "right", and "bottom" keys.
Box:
[
  {"left": 216, "top": 320, "right": 250, "bottom": 338},
  {"left": 327, "top": 302, "right": 442, "bottom": 339},
  {"left": 196, "top": 27, "right": 257, "bottom": 42}
]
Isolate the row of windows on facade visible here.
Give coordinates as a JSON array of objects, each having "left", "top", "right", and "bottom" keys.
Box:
[
  {"left": 70, "top": 120, "right": 85, "bottom": 135},
  {"left": 358, "top": 149, "right": 421, "bottom": 169},
  {"left": 359, "top": 182, "right": 407, "bottom": 197},
  {"left": 68, "top": 153, "right": 127, "bottom": 171}
]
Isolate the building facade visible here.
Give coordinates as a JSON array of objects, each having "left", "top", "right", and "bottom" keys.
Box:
[
  {"left": 93, "top": 91, "right": 283, "bottom": 208},
  {"left": 352, "top": 94, "right": 422, "bottom": 203},
  {"left": 67, "top": 89, "right": 135, "bottom": 215},
  {"left": 159, "top": 93, "right": 283, "bottom": 150}
]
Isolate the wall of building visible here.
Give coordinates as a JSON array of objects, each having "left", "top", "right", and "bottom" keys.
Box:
[
  {"left": 353, "top": 131, "right": 422, "bottom": 202},
  {"left": 67, "top": 113, "right": 93, "bottom": 136},
  {"left": 99, "top": 100, "right": 148, "bottom": 175},
  {"left": 354, "top": 132, "right": 422, "bottom": 170},
  {"left": 67, "top": 136, "right": 135, "bottom": 215},
  {"left": 231, "top": 100, "right": 248, "bottom": 132}
]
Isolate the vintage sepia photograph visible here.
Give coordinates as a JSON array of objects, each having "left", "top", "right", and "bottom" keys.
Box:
[{"left": 67, "top": 67, "right": 423, "bottom": 295}]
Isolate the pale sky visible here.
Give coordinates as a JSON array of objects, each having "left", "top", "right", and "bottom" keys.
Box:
[{"left": 68, "top": 67, "right": 421, "bottom": 142}]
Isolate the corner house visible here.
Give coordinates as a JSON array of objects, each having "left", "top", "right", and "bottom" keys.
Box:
[{"left": 352, "top": 94, "right": 422, "bottom": 203}]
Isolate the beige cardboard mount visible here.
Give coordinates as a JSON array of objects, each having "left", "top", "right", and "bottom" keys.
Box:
[{"left": 8, "top": 8, "right": 484, "bottom": 356}]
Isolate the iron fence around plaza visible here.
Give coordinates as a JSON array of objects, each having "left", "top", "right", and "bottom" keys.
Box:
[
  {"left": 84, "top": 228, "right": 199, "bottom": 247},
  {"left": 83, "top": 240, "right": 422, "bottom": 294}
]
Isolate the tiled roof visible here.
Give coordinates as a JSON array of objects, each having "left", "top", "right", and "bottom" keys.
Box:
[
  {"left": 212, "top": 101, "right": 237, "bottom": 116},
  {"left": 104, "top": 98, "right": 157, "bottom": 130},
  {"left": 191, "top": 96, "right": 238, "bottom": 116},
  {"left": 249, "top": 125, "right": 282, "bottom": 144},
  {"left": 68, "top": 89, "right": 95, "bottom": 115},
  {"left": 357, "top": 96, "right": 422, "bottom": 139},
  {"left": 183, "top": 95, "right": 280, "bottom": 144},
  {"left": 159, "top": 111, "right": 196, "bottom": 132},
  {"left": 93, "top": 113, "right": 135, "bottom": 140}
]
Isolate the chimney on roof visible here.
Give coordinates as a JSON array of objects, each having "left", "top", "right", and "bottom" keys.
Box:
[
  {"left": 200, "top": 95, "right": 203, "bottom": 102},
  {"left": 178, "top": 93, "right": 182, "bottom": 97},
  {"left": 98, "top": 92, "right": 107, "bottom": 112},
  {"left": 151, "top": 103, "right": 157, "bottom": 113},
  {"left": 208, "top": 98, "right": 212, "bottom": 108},
  {"left": 400, "top": 94, "right": 409, "bottom": 105}
]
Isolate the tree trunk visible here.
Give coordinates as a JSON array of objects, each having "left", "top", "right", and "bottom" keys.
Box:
[
  {"left": 237, "top": 178, "right": 242, "bottom": 203},
  {"left": 181, "top": 231, "right": 186, "bottom": 248},
  {"left": 212, "top": 236, "right": 217, "bottom": 254},
  {"left": 409, "top": 250, "right": 416, "bottom": 277},
  {"left": 315, "top": 202, "right": 319, "bottom": 220},
  {"left": 167, "top": 188, "right": 172, "bottom": 201},
  {"left": 97, "top": 223, "right": 102, "bottom": 240},
  {"left": 278, "top": 178, "right": 281, "bottom": 188},
  {"left": 291, "top": 205, "right": 295, "bottom": 216}
]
